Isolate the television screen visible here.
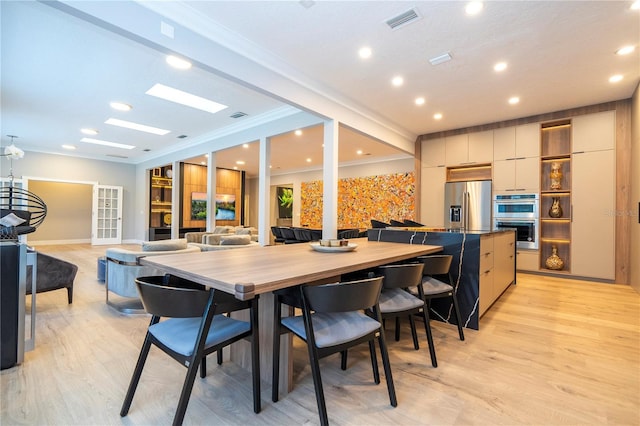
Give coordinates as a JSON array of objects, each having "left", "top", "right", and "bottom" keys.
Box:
[{"left": 215, "top": 194, "right": 236, "bottom": 220}]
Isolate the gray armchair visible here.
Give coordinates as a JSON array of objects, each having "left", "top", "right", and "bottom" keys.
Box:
[{"left": 26, "top": 252, "right": 78, "bottom": 304}]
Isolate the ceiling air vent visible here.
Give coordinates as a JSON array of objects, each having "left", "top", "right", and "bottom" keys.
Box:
[
  {"left": 177, "top": 134, "right": 187, "bottom": 139},
  {"left": 106, "top": 154, "right": 128, "bottom": 159},
  {"left": 230, "top": 112, "right": 247, "bottom": 119},
  {"left": 385, "top": 8, "right": 421, "bottom": 30}
]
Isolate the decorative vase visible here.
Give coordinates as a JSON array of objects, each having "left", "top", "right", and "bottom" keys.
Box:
[
  {"left": 549, "top": 162, "right": 563, "bottom": 190},
  {"left": 549, "top": 197, "right": 563, "bottom": 218},
  {"left": 545, "top": 245, "right": 565, "bottom": 270}
]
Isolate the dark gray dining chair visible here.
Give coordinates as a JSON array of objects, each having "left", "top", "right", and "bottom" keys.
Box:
[
  {"left": 120, "top": 275, "right": 260, "bottom": 426},
  {"left": 416, "top": 254, "right": 465, "bottom": 341},
  {"left": 377, "top": 262, "right": 438, "bottom": 367},
  {"left": 272, "top": 276, "right": 396, "bottom": 426}
]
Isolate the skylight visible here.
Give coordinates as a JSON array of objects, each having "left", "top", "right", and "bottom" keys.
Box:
[
  {"left": 105, "top": 118, "right": 170, "bottom": 135},
  {"left": 146, "top": 83, "right": 228, "bottom": 114}
]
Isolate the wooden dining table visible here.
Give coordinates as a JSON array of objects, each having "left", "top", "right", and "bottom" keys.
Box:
[{"left": 139, "top": 237, "right": 442, "bottom": 392}]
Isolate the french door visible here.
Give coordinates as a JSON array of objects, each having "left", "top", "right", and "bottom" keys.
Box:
[{"left": 92, "top": 185, "right": 123, "bottom": 245}]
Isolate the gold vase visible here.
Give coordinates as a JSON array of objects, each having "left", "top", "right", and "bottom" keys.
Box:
[
  {"left": 545, "top": 245, "right": 564, "bottom": 270},
  {"left": 550, "top": 162, "right": 563, "bottom": 190},
  {"left": 549, "top": 197, "right": 563, "bottom": 218}
]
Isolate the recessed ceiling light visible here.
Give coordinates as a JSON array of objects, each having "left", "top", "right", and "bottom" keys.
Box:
[
  {"left": 105, "top": 118, "right": 170, "bottom": 135},
  {"left": 62, "top": 144, "right": 76, "bottom": 150},
  {"left": 110, "top": 101, "right": 132, "bottom": 111},
  {"left": 356, "top": 150, "right": 363, "bottom": 155},
  {"left": 295, "top": 130, "right": 303, "bottom": 136},
  {"left": 508, "top": 96, "right": 520, "bottom": 105},
  {"left": 433, "top": 113, "right": 443, "bottom": 120},
  {"left": 359, "top": 47, "right": 372, "bottom": 59},
  {"left": 415, "top": 97, "right": 425, "bottom": 106},
  {"left": 166, "top": 55, "right": 192, "bottom": 70},
  {"left": 494, "top": 62, "right": 507, "bottom": 72},
  {"left": 146, "top": 83, "right": 228, "bottom": 114},
  {"left": 609, "top": 74, "right": 623, "bottom": 83},
  {"left": 80, "top": 128, "right": 98, "bottom": 136},
  {"left": 200, "top": 161, "right": 206, "bottom": 165},
  {"left": 631, "top": 1, "right": 640, "bottom": 10},
  {"left": 465, "top": 1, "right": 483, "bottom": 15},
  {"left": 615, "top": 45, "right": 635, "bottom": 55},
  {"left": 205, "top": 153, "right": 209, "bottom": 158},
  {"left": 236, "top": 160, "right": 245, "bottom": 165},
  {"left": 80, "top": 137, "right": 135, "bottom": 150},
  {"left": 306, "top": 158, "right": 312, "bottom": 163},
  {"left": 392, "top": 76, "right": 404, "bottom": 86},
  {"left": 242, "top": 144, "right": 249, "bottom": 148},
  {"left": 233, "top": 166, "right": 238, "bottom": 170}
]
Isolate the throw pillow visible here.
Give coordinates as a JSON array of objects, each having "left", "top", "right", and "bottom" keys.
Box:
[
  {"left": 219, "top": 234, "right": 251, "bottom": 245},
  {"left": 0, "top": 212, "right": 26, "bottom": 227},
  {"left": 141, "top": 239, "right": 188, "bottom": 252},
  {"left": 235, "top": 227, "right": 252, "bottom": 235}
]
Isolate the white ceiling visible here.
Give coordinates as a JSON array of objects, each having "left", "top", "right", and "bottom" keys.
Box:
[{"left": 2, "top": 1, "right": 639, "bottom": 177}]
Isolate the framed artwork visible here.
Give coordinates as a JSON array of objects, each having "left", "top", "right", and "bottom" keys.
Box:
[
  {"left": 152, "top": 168, "right": 161, "bottom": 177},
  {"left": 215, "top": 194, "right": 236, "bottom": 220},
  {"left": 191, "top": 192, "right": 207, "bottom": 220},
  {"left": 277, "top": 187, "right": 293, "bottom": 219}
]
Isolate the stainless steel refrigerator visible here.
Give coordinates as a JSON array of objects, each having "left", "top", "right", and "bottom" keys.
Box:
[{"left": 444, "top": 180, "right": 492, "bottom": 231}]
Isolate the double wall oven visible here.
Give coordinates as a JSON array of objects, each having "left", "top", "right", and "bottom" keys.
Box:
[{"left": 493, "top": 193, "right": 539, "bottom": 250}]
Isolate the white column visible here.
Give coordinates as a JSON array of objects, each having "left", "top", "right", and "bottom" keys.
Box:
[
  {"left": 258, "top": 136, "right": 271, "bottom": 246},
  {"left": 171, "top": 160, "right": 180, "bottom": 239},
  {"left": 323, "top": 120, "right": 339, "bottom": 239},
  {"left": 206, "top": 152, "right": 217, "bottom": 232}
]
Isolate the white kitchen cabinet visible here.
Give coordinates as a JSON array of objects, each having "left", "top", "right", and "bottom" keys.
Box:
[
  {"left": 493, "top": 127, "right": 516, "bottom": 160},
  {"left": 468, "top": 131, "right": 494, "bottom": 164},
  {"left": 571, "top": 149, "right": 615, "bottom": 280},
  {"left": 445, "top": 134, "right": 469, "bottom": 166},
  {"left": 421, "top": 137, "right": 446, "bottom": 168},
  {"left": 493, "top": 124, "right": 539, "bottom": 161},
  {"left": 420, "top": 166, "right": 446, "bottom": 227},
  {"left": 446, "top": 132, "right": 493, "bottom": 166},
  {"left": 493, "top": 157, "right": 539, "bottom": 192},
  {"left": 572, "top": 111, "right": 615, "bottom": 153},
  {"left": 516, "top": 250, "right": 539, "bottom": 271}
]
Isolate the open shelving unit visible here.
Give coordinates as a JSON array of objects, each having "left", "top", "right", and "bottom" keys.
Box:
[
  {"left": 149, "top": 166, "right": 173, "bottom": 233},
  {"left": 539, "top": 120, "right": 571, "bottom": 273}
]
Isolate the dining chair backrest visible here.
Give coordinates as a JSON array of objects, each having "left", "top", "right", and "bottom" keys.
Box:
[
  {"left": 403, "top": 219, "right": 424, "bottom": 227},
  {"left": 302, "top": 276, "right": 383, "bottom": 313},
  {"left": 293, "top": 227, "right": 312, "bottom": 242},
  {"left": 378, "top": 263, "right": 424, "bottom": 290},
  {"left": 280, "top": 227, "right": 296, "bottom": 240},
  {"left": 389, "top": 219, "right": 405, "bottom": 227},
  {"left": 337, "top": 228, "right": 360, "bottom": 239},
  {"left": 135, "top": 275, "right": 211, "bottom": 318},
  {"left": 271, "top": 226, "right": 283, "bottom": 238},
  {"left": 418, "top": 255, "right": 453, "bottom": 277},
  {"left": 370, "top": 219, "right": 390, "bottom": 229}
]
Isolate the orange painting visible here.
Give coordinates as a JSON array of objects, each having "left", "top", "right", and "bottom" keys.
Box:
[{"left": 300, "top": 173, "right": 415, "bottom": 229}]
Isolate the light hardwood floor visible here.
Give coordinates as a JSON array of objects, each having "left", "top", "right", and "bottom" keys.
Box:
[{"left": 2, "top": 243, "right": 639, "bottom": 425}]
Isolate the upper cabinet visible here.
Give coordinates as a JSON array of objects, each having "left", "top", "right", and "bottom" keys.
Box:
[
  {"left": 445, "top": 131, "right": 493, "bottom": 166},
  {"left": 572, "top": 110, "right": 615, "bottom": 153},
  {"left": 421, "top": 137, "right": 446, "bottom": 168},
  {"left": 494, "top": 124, "right": 539, "bottom": 160}
]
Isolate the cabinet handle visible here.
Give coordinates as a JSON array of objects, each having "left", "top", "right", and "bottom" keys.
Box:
[
  {"left": 437, "top": 164, "right": 446, "bottom": 168},
  {"left": 506, "top": 157, "right": 516, "bottom": 161},
  {"left": 572, "top": 151, "right": 585, "bottom": 155},
  {"left": 515, "top": 157, "right": 526, "bottom": 160},
  {"left": 484, "top": 270, "right": 491, "bottom": 274},
  {"left": 460, "top": 162, "right": 477, "bottom": 165},
  {"left": 571, "top": 205, "right": 573, "bottom": 222}
]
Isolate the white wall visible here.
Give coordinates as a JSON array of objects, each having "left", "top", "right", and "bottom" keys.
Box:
[
  {"left": 6, "top": 151, "right": 137, "bottom": 241},
  {"left": 630, "top": 83, "right": 640, "bottom": 293}
]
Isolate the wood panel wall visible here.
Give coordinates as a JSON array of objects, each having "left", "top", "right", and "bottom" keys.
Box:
[
  {"left": 415, "top": 100, "right": 632, "bottom": 284},
  {"left": 181, "top": 165, "right": 242, "bottom": 228}
]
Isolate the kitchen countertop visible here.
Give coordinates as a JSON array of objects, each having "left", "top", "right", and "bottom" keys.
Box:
[{"left": 387, "top": 226, "right": 514, "bottom": 235}]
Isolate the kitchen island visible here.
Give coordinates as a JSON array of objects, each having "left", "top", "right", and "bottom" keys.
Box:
[{"left": 368, "top": 228, "right": 516, "bottom": 329}]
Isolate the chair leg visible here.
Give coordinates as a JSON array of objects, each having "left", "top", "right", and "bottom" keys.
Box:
[
  {"left": 394, "top": 316, "right": 401, "bottom": 341},
  {"left": 368, "top": 340, "right": 380, "bottom": 384},
  {"left": 421, "top": 308, "right": 438, "bottom": 368},
  {"left": 199, "top": 357, "right": 207, "bottom": 378},
  {"left": 307, "top": 344, "right": 329, "bottom": 426},
  {"left": 120, "top": 334, "right": 152, "bottom": 416},
  {"left": 250, "top": 297, "right": 261, "bottom": 414},
  {"left": 376, "top": 329, "right": 397, "bottom": 407},
  {"left": 272, "top": 296, "right": 282, "bottom": 403},
  {"left": 408, "top": 314, "right": 419, "bottom": 350},
  {"left": 451, "top": 294, "right": 465, "bottom": 341},
  {"left": 172, "top": 357, "right": 202, "bottom": 426},
  {"left": 67, "top": 286, "right": 73, "bottom": 304},
  {"left": 217, "top": 348, "right": 223, "bottom": 365},
  {"left": 340, "top": 350, "right": 348, "bottom": 371}
]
